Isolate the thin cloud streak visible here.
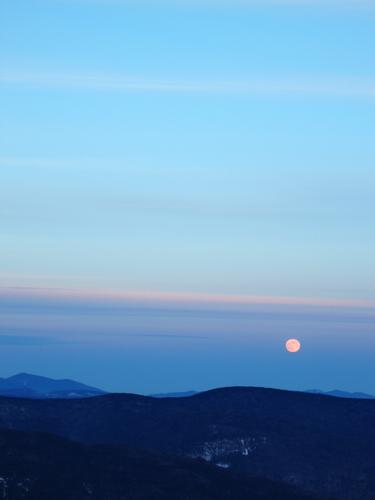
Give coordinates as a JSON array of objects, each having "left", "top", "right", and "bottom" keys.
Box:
[
  {"left": 122, "top": 333, "right": 208, "bottom": 339},
  {"left": 2, "top": 286, "right": 375, "bottom": 310},
  {"left": 1, "top": 71, "right": 375, "bottom": 99},
  {"left": 0, "top": 157, "right": 85, "bottom": 170},
  {"left": 0, "top": 335, "right": 62, "bottom": 346},
  {"left": 65, "top": 0, "right": 375, "bottom": 8}
]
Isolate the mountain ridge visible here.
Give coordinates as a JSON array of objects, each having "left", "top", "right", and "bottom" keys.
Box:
[
  {"left": 1, "top": 372, "right": 374, "bottom": 400},
  {"left": 307, "top": 388, "right": 375, "bottom": 399},
  {"left": 0, "top": 385, "right": 373, "bottom": 499},
  {"left": 0, "top": 373, "right": 106, "bottom": 399}
]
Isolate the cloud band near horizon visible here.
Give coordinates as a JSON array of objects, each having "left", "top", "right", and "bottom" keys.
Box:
[
  {"left": 1, "top": 285, "right": 375, "bottom": 310},
  {"left": 63, "top": 0, "right": 375, "bottom": 8},
  {"left": 1, "top": 71, "right": 375, "bottom": 99}
]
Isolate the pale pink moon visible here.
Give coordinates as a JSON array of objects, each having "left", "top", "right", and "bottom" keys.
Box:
[{"left": 285, "top": 338, "right": 301, "bottom": 353}]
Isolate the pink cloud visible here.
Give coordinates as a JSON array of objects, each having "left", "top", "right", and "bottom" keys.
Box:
[{"left": 1, "top": 285, "right": 374, "bottom": 310}]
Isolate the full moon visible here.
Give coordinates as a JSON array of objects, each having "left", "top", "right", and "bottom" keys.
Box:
[{"left": 285, "top": 338, "right": 301, "bottom": 353}]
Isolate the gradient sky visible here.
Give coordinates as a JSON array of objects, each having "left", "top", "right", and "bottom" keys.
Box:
[{"left": 0, "top": 0, "right": 374, "bottom": 393}]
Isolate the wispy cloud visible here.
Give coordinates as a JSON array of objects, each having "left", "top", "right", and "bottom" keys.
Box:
[
  {"left": 0, "top": 335, "right": 61, "bottom": 346},
  {"left": 2, "top": 286, "right": 375, "bottom": 310},
  {"left": 0, "top": 157, "right": 182, "bottom": 177},
  {"left": 63, "top": 0, "right": 375, "bottom": 8},
  {"left": 122, "top": 333, "right": 208, "bottom": 339},
  {"left": 0, "top": 157, "right": 84, "bottom": 170},
  {"left": 1, "top": 70, "right": 375, "bottom": 99}
]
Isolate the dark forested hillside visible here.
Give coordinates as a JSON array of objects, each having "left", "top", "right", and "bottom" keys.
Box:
[
  {"left": 0, "top": 387, "right": 374, "bottom": 499},
  {"left": 0, "top": 429, "right": 316, "bottom": 500}
]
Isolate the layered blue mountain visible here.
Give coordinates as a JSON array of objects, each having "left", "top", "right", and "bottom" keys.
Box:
[
  {"left": 307, "top": 389, "right": 375, "bottom": 399},
  {"left": 152, "top": 389, "right": 375, "bottom": 399},
  {"left": 0, "top": 373, "right": 105, "bottom": 399},
  {"left": 150, "top": 390, "right": 198, "bottom": 398}
]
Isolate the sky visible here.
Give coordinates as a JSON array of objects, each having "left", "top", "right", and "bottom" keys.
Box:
[{"left": 0, "top": 0, "right": 374, "bottom": 393}]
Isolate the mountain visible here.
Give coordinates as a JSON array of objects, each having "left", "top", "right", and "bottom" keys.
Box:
[
  {"left": 0, "top": 386, "right": 374, "bottom": 499},
  {"left": 0, "top": 428, "right": 316, "bottom": 500},
  {"left": 150, "top": 390, "right": 198, "bottom": 398},
  {"left": 154, "top": 389, "right": 375, "bottom": 400},
  {"left": 0, "top": 373, "right": 105, "bottom": 399},
  {"left": 307, "top": 389, "right": 375, "bottom": 399}
]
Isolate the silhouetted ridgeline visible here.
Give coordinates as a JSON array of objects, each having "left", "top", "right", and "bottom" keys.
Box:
[{"left": 0, "top": 386, "right": 374, "bottom": 499}]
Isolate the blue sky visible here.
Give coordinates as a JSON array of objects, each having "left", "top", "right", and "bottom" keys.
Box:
[{"left": 0, "top": 0, "right": 374, "bottom": 392}]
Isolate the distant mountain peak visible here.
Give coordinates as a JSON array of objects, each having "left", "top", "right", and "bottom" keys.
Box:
[
  {"left": 150, "top": 390, "right": 198, "bottom": 398},
  {"left": 0, "top": 373, "right": 106, "bottom": 399},
  {"left": 306, "top": 389, "right": 375, "bottom": 399}
]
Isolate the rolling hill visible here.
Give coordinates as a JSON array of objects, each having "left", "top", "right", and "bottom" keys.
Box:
[{"left": 0, "top": 386, "right": 374, "bottom": 499}]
